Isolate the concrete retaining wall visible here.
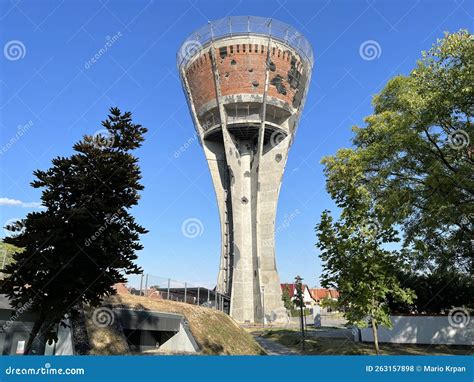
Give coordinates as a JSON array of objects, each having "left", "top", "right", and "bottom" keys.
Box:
[{"left": 360, "top": 315, "right": 473, "bottom": 345}]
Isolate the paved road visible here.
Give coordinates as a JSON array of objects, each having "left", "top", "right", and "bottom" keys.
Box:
[
  {"left": 307, "top": 328, "right": 354, "bottom": 339},
  {"left": 252, "top": 334, "right": 300, "bottom": 355}
]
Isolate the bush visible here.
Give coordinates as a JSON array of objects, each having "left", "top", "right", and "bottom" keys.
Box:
[{"left": 390, "top": 270, "right": 474, "bottom": 314}]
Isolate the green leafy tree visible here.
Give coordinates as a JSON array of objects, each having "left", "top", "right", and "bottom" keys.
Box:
[
  {"left": 1, "top": 108, "right": 147, "bottom": 354},
  {"left": 316, "top": 211, "right": 415, "bottom": 354},
  {"left": 320, "top": 295, "right": 337, "bottom": 311},
  {"left": 281, "top": 285, "right": 295, "bottom": 311},
  {"left": 0, "top": 242, "right": 21, "bottom": 278},
  {"left": 322, "top": 30, "right": 473, "bottom": 274}
]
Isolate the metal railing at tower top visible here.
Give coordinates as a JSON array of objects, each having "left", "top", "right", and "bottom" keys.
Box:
[{"left": 177, "top": 16, "right": 314, "bottom": 69}]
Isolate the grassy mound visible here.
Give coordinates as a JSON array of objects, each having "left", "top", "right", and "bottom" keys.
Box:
[{"left": 85, "top": 294, "right": 264, "bottom": 355}]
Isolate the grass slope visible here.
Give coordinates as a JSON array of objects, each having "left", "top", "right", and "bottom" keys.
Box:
[{"left": 85, "top": 294, "right": 264, "bottom": 355}]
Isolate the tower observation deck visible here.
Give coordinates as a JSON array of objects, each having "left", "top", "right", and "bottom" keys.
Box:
[{"left": 178, "top": 16, "right": 313, "bottom": 323}]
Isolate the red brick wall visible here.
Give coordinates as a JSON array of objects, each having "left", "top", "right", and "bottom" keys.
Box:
[
  {"left": 184, "top": 42, "right": 305, "bottom": 114},
  {"left": 185, "top": 51, "right": 214, "bottom": 113}
]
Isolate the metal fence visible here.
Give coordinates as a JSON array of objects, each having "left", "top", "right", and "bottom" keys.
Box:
[
  {"left": 177, "top": 15, "right": 314, "bottom": 68},
  {"left": 125, "top": 273, "right": 230, "bottom": 314}
]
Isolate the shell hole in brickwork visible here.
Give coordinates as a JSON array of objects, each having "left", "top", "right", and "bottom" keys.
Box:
[
  {"left": 231, "top": 59, "right": 237, "bottom": 65},
  {"left": 275, "top": 154, "right": 283, "bottom": 163},
  {"left": 248, "top": 68, "right": 253, "bottom": 72},
  {"left": 241, "top": 197, "right": 249, "bottom": 204},
  {"left": 244, "top": 171, "right": 251, "bottom": 177},
  {"left": 268, "top": 61, "right": 276, "bottom": 71},
  {"left": 252, "top": 80, "right": 259, "bottom": 88}
]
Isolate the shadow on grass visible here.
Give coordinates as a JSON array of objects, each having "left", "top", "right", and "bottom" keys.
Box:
[{"left": 259, "top": 329, "right": 474, "bottom": 356}]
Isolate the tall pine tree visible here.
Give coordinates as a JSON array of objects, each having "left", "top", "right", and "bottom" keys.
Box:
[{"left": 1, "top": 108, "right": 148, "bottom": 354}]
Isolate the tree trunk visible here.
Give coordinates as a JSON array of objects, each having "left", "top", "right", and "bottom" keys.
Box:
[
  {"left": 24, "top": 317, "right": 44, "bottom": 355},
  {"left": 371, "top": 318, "right": 379, "bottom": 355}
]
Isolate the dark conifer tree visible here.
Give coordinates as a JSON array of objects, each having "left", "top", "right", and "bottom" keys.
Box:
[{"left": 1, "top": 108, "right": 148, "bottom": 354}]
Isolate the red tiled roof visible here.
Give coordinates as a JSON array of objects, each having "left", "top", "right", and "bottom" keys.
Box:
[
  {"left": 281, "top": 283, "right": 296, "bottom": 296},
  {"left": 309, "top": 288, "right": 339, "bottom": 301},
  {"left": 281, "top": 283, "right": 311, "bottom": 296}
]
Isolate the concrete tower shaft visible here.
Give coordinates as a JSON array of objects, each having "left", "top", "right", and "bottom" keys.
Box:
[{"left": 178, "top": 16, "right": 313, "bottom": 323}]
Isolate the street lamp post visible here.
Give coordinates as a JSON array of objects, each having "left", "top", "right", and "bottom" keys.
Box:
[
  {"left": 295, "top": 275, "right": 306, "bottom": 352},
  {"left": 261, "top": 286, "right": 265, "bottom": 329}
]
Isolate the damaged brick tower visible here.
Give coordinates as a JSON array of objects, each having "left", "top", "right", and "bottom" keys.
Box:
[{"left": 178, "top": 16, "right": 313, "bottom": 323}]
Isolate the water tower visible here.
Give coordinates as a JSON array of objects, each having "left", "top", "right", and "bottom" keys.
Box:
[{"left": 178, "top": 16, "right": 313, "bottom": 323}]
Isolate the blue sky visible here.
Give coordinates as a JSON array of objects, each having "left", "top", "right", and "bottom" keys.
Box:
[{"left": 0, "top": 0, "right": 472, "bottom": 288}]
